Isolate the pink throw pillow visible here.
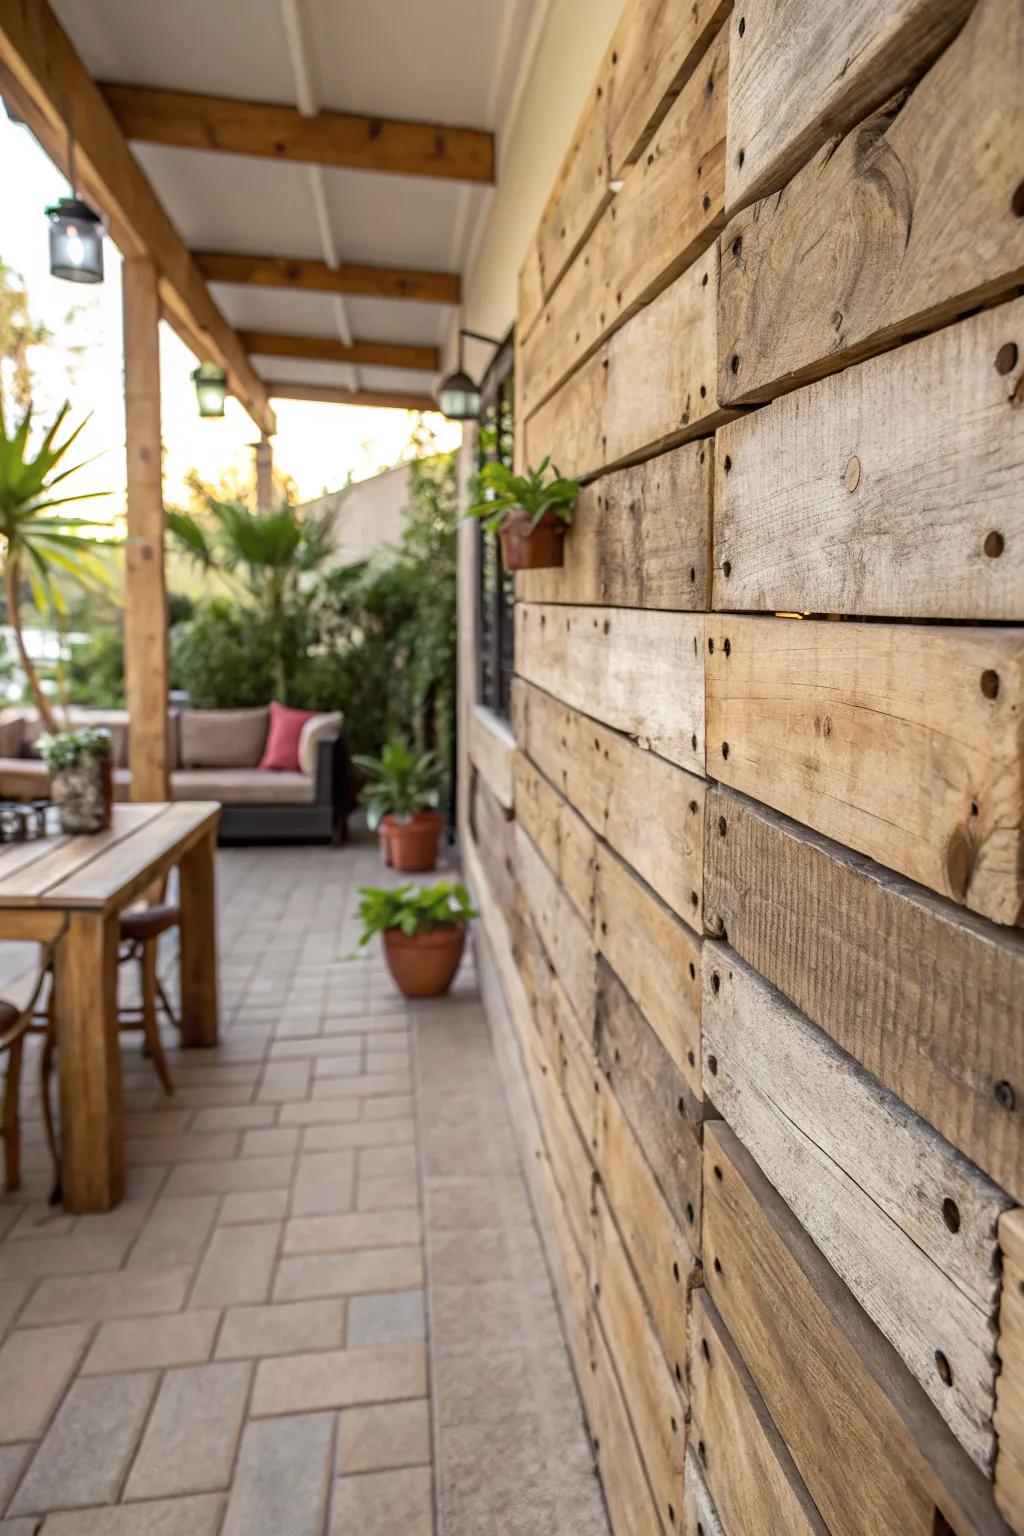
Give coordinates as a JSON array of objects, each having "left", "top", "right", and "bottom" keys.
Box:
[{"left": 259, "top": 701, "right": 315, "bottom": 772}]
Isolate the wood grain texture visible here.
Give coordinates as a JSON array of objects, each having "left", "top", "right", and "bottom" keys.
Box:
[
  {"left": 55, "top": 910, "right": 123, "bottom": 1213},
  {"left": 682, "top": 1447, "right": 727, "bottom": 1536},
  {"left": 525, "top": 246, "right": 731, "bottom": 481},
  {"left": 595, "top": 848, "right": 702, "bottom": 1095},
  {"left": 592, "top": 1186, "right": 686, "bottom": 1532},
  {"left": 122, "top": 257, "right": 170, "bottom": 802},
  {"left": 724, "top": 0, "right": 972, "bottom": 211},
  {"left": 238, "top": 331, "right": 440, "bottom": 372},
  {"left": 517, "top": 440, "right": 712, "bottom": 610},
  {"left": 178, "top": 822, "right": 219, "bottom": 1049},
  {"left": 596, "top": 958, "right": 702, "bottom": 1236},
  {"left": 513, "top": 825, "right": 595, "bottom": 1031},
  {"left": 689, "top": 1289, "right": 829, "bottom": 1536},
  {"left": 532, "top": 80, "right": 610, "bottom": 317},
  {"left": 705, "top": 785, "right": 1024, "bottom": 1201},
  {"left": 469, "top": 773, "right": 515, "bottom": 929},
  {"left": 513, "top": 753, "right": 597, "bottom": 928},
  {"left": 193, "top": 251, "right": 460, "bottom": 305},
  {"left": 705, "top": 616, "right": 1024, "bottom": 925},
  {"left": 102, "top": 83, "right": 495, "bottom": 183},
  {"left": 468, "top": 705, "right": 516, "bottom": 811},
  {"left": 713, "top": 297, "right": 1024, "bottom": 618},
  {"left": 703, "top": 1122, "right": 1010, "bottom": 1536},
  {"left": 586, "top": 1309, "right": 668, "bottom": 1535},
  {"left": 596, "top": 1069, "right": 694, "bottom": 1382},
  {"left": 521, "top": 26, "right": 727, "bottom": 418},
  {"left": 718, "top": 0, "right": 1024, "bottom": 404},
  {"left": 265, "top": 382, "right": 436, "bottom": 410},
  {"left": 995, "top": 1209, "right": 1024, "bottom": 1531},
  {"left": 703, "top": 942, "right": 1007, "bottom": 1466},
  {"left": 513, "top": 679, "right": 706, "bottom": 926},
  {"left": 517, "top": 604, "right": 705, "bottom": 774}
]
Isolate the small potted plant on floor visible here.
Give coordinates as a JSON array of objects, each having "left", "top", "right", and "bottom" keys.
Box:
[
  {"left": 352, "top": 741, "right": 444, "bottom": 872},
  {"left": 357, "top": 881, "right": 477, "bottom": 998},
  {"left": 466, "top": 456, "right": 579, "bottom": 572},
  {"left": 38, "top": 726, "right": 114, "bottom": 833}
]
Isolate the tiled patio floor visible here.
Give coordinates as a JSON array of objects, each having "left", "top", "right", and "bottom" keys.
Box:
[{"left": 0, "top": 837, "right": 608, "bottom": 1535}]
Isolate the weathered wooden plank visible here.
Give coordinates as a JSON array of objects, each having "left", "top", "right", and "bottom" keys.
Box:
[
  {"left": 586, "top": 1310, "right": 668, "bottom": 1536},
  {"left": 604, "top": 0, "right": 732, "bottom": 177},
  {"left": 724, "top": 0, "right": 972, "bottom": 212},
  {"left": 533, "top": 80, "right": 610, "bottom": 317},
  {"left": 517, "top": 440, "right": 712, "bottom": 611},
  {"left": 534, "top": 1133, "right": 593, "bottom": 1381},
  {"left": 525, "top": 246, "right": 731, "bottom": 482},
  {"left": 596, "top": 958, "right": 702, "bottom": 1236},
  {"left": 592, "top": 1186, "right": 686, "bottom": 1531},
  {"left": 596, "top": 847, "right": 702, "bottom": 1096},
  {"left": 521, "top": 27, "right": 727, "bottom": 418},
  {"left": 515, "top": 910, "right": 565, "bottom": 1096},
  {"left": 703, "top": 1121, "right": 1011, "bottom": 1536},
  {"left": 517, "top": 239, "right": 546, "bottom": 343},
  {"left": 469, "top": 775, "right": 515, "bottom": 929},
  {"left": 595, "top": 1067, "right": 694, "bottom": 1383},
  {"left": 703, "top": 942, "right": 1007, "bottom": 1466},
  {"left": 719, "top": 0, "right": 1024, "bottom": 404},
  {"left": 705, "top": 616, "right": 1024, "bottom": 925},
  {"left": 517, "top": 604, "right": 705, "bottom": 774},
  {"left": 513, "top": 754, "right": 597, "bottom": 928},
  {"left": 682, "top": 1448, "right": 726, "bottom": 1536},
  {"left": 513, "top": 824, "right": 596, "bottom": 1029},
  {"left": 513, "top": 679, "right": 706, "bottom": 926},
  {"left": 468, "top": 705, "right": 516, "bottom": 810},
  {"left": 689, "top": 1289, "right": 829, "bottom": 1536},
  {"left": 996, "top": 1210, "right": 1024, "bottom": 1531},
  {"left": 559, "top": 999, "right": 601, "bottom": 1161},
  {"left": 713, "top": 297, "right": 1024, "bottom": 619},
  {"left": 705, "top": 786, "right": 1024, "bottom": 1202},
  {"left": 525, "top": 1007, "right": 596, "bottom": 1256}
]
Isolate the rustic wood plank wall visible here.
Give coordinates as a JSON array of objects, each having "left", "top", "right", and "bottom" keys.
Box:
[{"left": 458, "top": 0, "right": 1024, "bottom": 1529}]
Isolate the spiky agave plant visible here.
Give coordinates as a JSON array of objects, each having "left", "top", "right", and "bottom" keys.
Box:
[{"left": 0, "top": 400, "right": 113, "bottom": 728}]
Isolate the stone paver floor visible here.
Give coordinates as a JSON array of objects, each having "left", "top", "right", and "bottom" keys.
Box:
[{"left": 0, "top": 837, "right": 608, "bottom": 1536}]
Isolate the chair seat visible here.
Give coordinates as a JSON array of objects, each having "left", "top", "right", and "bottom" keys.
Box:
[
  {"left": 120, "top": 903, "right": 180, "bottom": 943},
  {"left": 0, "top": 1000, "right": 21, "bottom": 1034}
]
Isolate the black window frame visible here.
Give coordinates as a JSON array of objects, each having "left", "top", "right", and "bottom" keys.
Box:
[{"left": 475, "top": 328, "right": 516, "bottom": 720}]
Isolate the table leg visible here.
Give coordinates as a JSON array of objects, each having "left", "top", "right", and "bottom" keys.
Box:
[
  {"left": 55, "top": 910, "right": 123, "bottom": 1213},
  {"left": 179, "top": 823, "right": 219, "bottom": 1047}
]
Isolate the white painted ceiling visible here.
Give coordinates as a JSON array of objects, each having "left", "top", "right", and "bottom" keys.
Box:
[{"left": 50, "top": 0, "right": 542, "bottom": 402}]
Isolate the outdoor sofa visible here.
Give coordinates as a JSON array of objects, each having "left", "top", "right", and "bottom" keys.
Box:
[{"left": 0, "top": 705, "right": 351, "bottom": 845}]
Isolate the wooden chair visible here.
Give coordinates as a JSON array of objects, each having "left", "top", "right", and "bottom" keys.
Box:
[
  {"left": 0, "top": 947, "right": 57, "bottom": 1192},
  {"left": 116, "top": 887, "right": 181, "bottom": 1096}
]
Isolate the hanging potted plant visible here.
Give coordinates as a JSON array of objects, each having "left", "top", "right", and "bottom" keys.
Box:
[
  {"left": 38, "top": 727, "right": 114, "bottom": 833},
  {"left": 352, "top": 742, "right": 444, "bottom": 872},
  {"left": 466, "top": 457, "right": 579, "bottom": 572},
  {"left": 357, "top": 881, "right": 477, "bottom": 998}
]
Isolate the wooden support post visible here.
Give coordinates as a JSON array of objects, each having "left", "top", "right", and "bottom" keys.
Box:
[
  {"left": 122, "top": 257, "right": 170, "bottom": 802},
  {"left": 254, "top": 433, "right": 273, "bottom": 510}
]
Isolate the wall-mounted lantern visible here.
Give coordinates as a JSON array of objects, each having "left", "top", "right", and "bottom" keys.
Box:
[
  {"left": 191, "top": 363, "right": 228, "bottom": 419},
  {"left": 436, "top": 329, "right": 501, "bottom": 421}
]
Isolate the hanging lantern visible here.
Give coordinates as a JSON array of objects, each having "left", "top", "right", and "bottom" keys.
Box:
[
  {"left": 45, "top": 196, "right": 104, "bottom": 284},
  {"left": 191, "top": 363, "right": 228, "bottom": 419},
  {"left": 436, "top": 366, "right": 482, "bottom": 422}
]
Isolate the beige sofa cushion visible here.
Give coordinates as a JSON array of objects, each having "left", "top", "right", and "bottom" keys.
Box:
[
  {"left": 172, "top": 768, "right": 314, "bottom": 806},
  {"left": 0, "top": 714, "right": 26, "bottom": 759},
  {"left": 298, "top": 711, "right": 343, "bottom": 777},
  {"left": 179, "top": 708, "right": 269, "bottom": 769}
]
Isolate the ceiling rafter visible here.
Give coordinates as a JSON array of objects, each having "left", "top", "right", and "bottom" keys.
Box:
[
  {"left": 239, "top": 331, "right": 439, "bottom": 371},
  {"left": 0, "top": 0, "right": 276, "bottom": 436},
  {"left": 268, "top": 381, "right": 436, "bottom": 410},
  {"left": 100, "top": 81, "right": 496, "bottom": 185},
  {"left": 195, "top": 252, "right": 460, "bottom": 305}
]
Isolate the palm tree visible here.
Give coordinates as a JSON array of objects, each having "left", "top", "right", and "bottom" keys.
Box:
[
  {"left": 167, "top": 498, "right": 334, "bottom": 700},
  {"left": 0, "top": 401, "right": 113, "bottom": 729}
]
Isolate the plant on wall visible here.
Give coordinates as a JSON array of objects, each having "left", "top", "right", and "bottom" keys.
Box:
[{"left": 466, "top": 456, "right": 579, "bottom": 572}]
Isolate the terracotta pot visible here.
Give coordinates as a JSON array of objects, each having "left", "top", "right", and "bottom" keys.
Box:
[
  {"left": 383, "top": 924, "right": 467, "bottom": 998},
  {"left": 383, "top": 811, "right": 443, "bottom": 872},
  {"left": 499, "top": 508, "right": 566, "bottom": 571},
  {"left": 378, "top": 822, "right": 393, "bottom": 867}
]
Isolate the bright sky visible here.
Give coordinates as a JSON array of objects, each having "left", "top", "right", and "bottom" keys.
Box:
[{"left": 0, "top": 112, "right": 460, "bottom": 520}]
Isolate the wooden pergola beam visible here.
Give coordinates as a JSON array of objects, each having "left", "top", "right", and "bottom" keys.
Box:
[
  {"left": 239, "top": 331, "right": 440, "bottom": 372},
  {"left": 102, "top": 83, "right": 495, "bottom": 185},
  {"left": 0, "top": 1, "right": 276, "bottom": 436},
  {"left": 196, "top": 252, "right": 460, "bottom": 306},
  {"left": 268, "top": 382, "right": 438, "bottom": 411}
]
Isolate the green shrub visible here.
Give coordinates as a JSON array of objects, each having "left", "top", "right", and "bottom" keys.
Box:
[{"left": 170, "top": 599, "right": 279, "bottom": 708}]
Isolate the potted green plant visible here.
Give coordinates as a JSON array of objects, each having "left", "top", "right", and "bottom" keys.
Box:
[
  {"left": 38, "top": 727, "right": 114, "bottom": 833},
  {"left": 466, "top": 457, "right": 579, "bottom": 572},
  {"left": 352, "top": 742, "right": 444, "bottom": 872},
  {"left": 357, "top": 881, "right": 477, "bottom": 998}
]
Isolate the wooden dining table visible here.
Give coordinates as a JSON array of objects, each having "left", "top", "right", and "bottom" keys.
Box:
[{"left": 0, "top": 801, "right": 221, "bottom": 1212}]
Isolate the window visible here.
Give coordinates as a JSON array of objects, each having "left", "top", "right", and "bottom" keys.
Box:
[{"left": 476, "top": 329, "right": 516, "bottom": 719}]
